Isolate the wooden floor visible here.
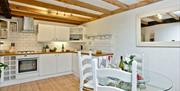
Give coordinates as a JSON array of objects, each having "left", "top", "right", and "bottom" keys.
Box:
[{"left": 0, "top": 74, "right": 82, "bottom": 91}]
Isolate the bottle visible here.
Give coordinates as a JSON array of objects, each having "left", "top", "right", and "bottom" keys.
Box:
[
  {"left": 9, "top": 43, "right": 16, "bottom": 53},
  {"left": 119, "top": 56, "right": 124, "bottom": 70},
  {"left": 45, "top": 45, "right": 50, "bottom": 52},
  {"left": 80, "top": 45, "right": 83, "bottom": 50},
  {"left": 62, "top": 44, "right": 64, "bottom": 52}
]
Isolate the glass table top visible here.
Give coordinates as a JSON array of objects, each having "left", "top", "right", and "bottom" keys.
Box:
[
  {"left": 140, "top": 70, "right": 173, "bottom": 91},
  {"left": 98, "top": 69, "right": 173, "bottom": 91}
]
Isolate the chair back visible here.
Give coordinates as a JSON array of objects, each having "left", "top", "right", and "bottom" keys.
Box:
[
  {"left": 92, "top": 58, "right": 137, "bottom": 91},
  {"left": 78, "top": 51, "right": 93, "bottom": 89}
]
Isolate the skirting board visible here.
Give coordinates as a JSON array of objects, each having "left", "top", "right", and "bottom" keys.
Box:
[{"left": 0, "top": 72, "right": 73, "bottom": 87}]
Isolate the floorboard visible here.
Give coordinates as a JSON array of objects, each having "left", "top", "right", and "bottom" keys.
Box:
[{"left": 0, "top": 74, "right": 87, "bottom": 91}]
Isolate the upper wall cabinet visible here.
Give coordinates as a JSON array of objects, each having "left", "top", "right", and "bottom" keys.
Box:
[
  {"left": 37, "top": 24, "right": 55, "bottom": 42},
  {"left": 69, "top": 26, "right": 85, "bottom": 42},
  {"left": 0, "top": 19, "right": 9, "bottom": 39},
  {"left": 37, "top": 24, "right": 70, "bottom": 42},
  {"left": 55, "top": 26, "right": 69, "bottom": 41}
]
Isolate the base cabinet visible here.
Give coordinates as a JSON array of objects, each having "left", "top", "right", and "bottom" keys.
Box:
[
  {"left": 39, "top": 53, "right": 72, "bottom": 76},
  {"left": 39, "top": 54, "right": 57, "bottom": 76},
  {"left": 72, "top": 53, "right": 79, "bottom": 77},
  {"left": 0, "top": 53, "right": 74, "bottom": 87},
  {"left": 57, "top": 53, "right": 72, "bottom": 73}
]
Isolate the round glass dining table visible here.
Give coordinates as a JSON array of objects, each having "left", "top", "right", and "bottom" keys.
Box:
[
  {"left": 137, "top": 70, "right": 173, "bottom": 91},
  {"left": 98, "top": 69, "right": 173, "bottom": 91}
]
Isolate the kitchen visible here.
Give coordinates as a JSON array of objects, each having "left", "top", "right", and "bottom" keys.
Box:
[
  {"left": 0, "top": 16, "right": 114, "bottom": 85},
  {"left": 0, "top": 0, "right": 180, "bottom": 91}
]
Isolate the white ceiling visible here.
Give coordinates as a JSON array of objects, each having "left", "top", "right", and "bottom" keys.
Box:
[
  {"left": 78, "top": 0, "right": 119, "bottom": 11},
  {"left": 117, "top": 0, "right": 144, "bottom": 4}
]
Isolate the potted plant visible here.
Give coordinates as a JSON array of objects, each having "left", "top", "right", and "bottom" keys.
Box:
[{"left": 0, "top": 62, "right": 8, "bottom": 78}]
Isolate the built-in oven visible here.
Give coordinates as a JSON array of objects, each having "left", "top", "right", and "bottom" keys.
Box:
[
  {"left": 16, "top": 55, "right": 39, "bottom": 79},
  {"left": 18, "top": 58, "right": 38, "bottom": 73}
]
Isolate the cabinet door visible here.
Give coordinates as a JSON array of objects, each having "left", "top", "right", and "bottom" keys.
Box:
[
  {"left": 0, "top": 19, "right": 9, "bottom": 39},
  {"left": 55, "top": 26, "right": 69, "bottom": 41},
  {"left": 37, "top": 24, "right": 55, "bottom": 42},
  {"left": 39, "top": 54, "right": 57, "bottom": 76},
  {"left": 57, "top": 53, "right": 72, "bottom": 73},
  {"left": 72, "top": 53, "right": 79, "bottom": 77}
]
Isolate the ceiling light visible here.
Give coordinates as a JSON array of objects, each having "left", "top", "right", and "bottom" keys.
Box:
[
  {"left": 63, "top": 12, "right": 66, "bottom": 16},
  {"left": 157, "top": 13, "right": 162, "bottom": 19},
  {"left": 47, "top": 10, "right": 52, "bottom": 14},
  {"left": 56, "top": 11, "right": 59, "bottom": 15},
  {"left": 174, "top": 10, "right": 180, "bottom": 16}
]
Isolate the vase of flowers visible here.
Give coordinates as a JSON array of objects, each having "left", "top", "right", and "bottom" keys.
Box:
[{"left": 124, "top": 55, "right": 135, "bottom": 72}]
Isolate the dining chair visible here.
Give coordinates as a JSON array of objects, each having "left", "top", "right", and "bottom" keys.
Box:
[
  {"left": 92, "top": 58, "right": 137, "bottom": 91},
  {"left": 78, "top": 51, "right": 94, "bottom": 91}
]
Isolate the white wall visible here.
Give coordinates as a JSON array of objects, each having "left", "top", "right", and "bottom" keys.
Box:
[
  {"left": 84, "top": 0, "right": 180, "bottom": 91},
  {"left": 143, "top": 22, "right": 180, "bottom": 41}
]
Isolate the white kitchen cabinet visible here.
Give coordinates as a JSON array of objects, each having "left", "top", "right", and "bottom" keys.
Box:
[
  {"left": 69, "top": 26, "right": 85, "bottom": 42},
  {"left": 39, "top": 54, "right": 57, "bottom": 76},
  {"left": 55, "top": 26, "right": 69, "bottom": 41},
  {"left": 0, "top": 19, "right": 9, "bottom": 39},
  {"left": 37, "top": 24, "right": 70, "bottom": 42},
  {"left": 57, "top": 53, "right": 72, "bottom": 73},
  {"left": 37, "top": 24, "right": 55, "bottom": 42},
  {"left": 72, "top": 53, "right": 79, "bottom": 77}
]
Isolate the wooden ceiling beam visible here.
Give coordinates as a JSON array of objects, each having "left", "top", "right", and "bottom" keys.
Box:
[
  {"left": 128, "top": 0, "right": 161, "bottom": 9},
  {"left": 56, "top": 0, "right": 111, "bottom": 14},
  {"left": 143, "top": 0, "right": 155, "bottom": 3},
  {"left": 11, "top": 10, "right": 82, "bottom": 25},
  {"left": 102, "top": 0, "right": 129, "bottom": 9},
  {"left": 167, "top": 12, "right": 180, "bottom": 20},
  {"left": 149, "top": 16, "right": 162, "bottom": 23},
  {"left": 10, "top": 4, "right": 92, "bottom": 23},
  {"left": 100, "top": 0, "right": 161, "bottom": 18},
  {"left": 142, "top": 18, "right": 180, "bottom": 27},
  {"left": 141, "top": 20, "right": 148, "bottom": 25},
  {"left": 9, "top": 4, "right": 86, "bottom": 25},
  {"left": 10, "top": 0, "right": 100, "bottom": 18},
  {"left": 0, "top": 0, "right": 12, "bottom": 18}
]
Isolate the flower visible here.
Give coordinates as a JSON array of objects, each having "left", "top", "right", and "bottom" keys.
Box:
[{"left": 124, "top": 55, "right": 136, "bottom": 65}]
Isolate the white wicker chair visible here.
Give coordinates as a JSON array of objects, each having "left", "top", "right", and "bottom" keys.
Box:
[{"left": 78, "top": 51, "right": 93, "bottom": 91}]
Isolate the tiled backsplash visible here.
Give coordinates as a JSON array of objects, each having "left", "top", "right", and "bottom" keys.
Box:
[
  {"left": 47, "top": 42, "right": 85, "bottom": 51},
  {"left": 1, "top": 31, "right": 43, "bottom": 51},
  {"left": 1, "top": 31, "right": 84, "bottom": 51},
  {"left": 0, "top": 30, "right": 84, "bottom": 52}
]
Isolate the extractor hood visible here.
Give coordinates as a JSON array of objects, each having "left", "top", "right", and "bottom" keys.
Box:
[{"left": 22, "top": 17, "right": 34, "bottom": 32}]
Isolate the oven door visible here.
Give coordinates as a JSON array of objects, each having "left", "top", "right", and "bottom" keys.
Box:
[
  {"left": 16, "top": 56, "right": 39, "bottom": 79},
  {"left": 18, "top": 58, "right": 38, "bottom": 73}
]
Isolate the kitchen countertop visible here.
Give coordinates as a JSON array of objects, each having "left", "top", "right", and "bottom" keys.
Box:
[{"left": 0, "top": 51, "right": 113, "bottom": 56}]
